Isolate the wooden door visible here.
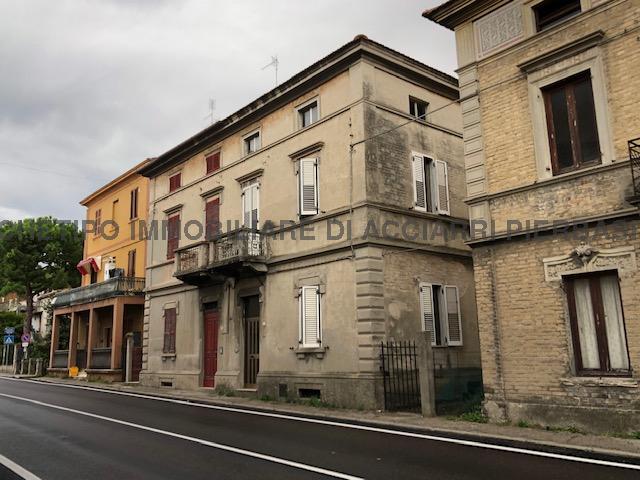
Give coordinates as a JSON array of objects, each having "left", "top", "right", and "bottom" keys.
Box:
[
  {"left": 203, "top": 305, "right": 219, "bottom": 388},
  {"left": 243, "top": 295, "right": 260, "bottom": 387},
  {"left": 131, "top": 331, "right": 143, "bottom": 382}
]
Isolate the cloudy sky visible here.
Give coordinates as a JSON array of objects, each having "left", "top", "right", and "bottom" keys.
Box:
[{"left": 0, "top": 0, "right": 454, "bottom": 221}]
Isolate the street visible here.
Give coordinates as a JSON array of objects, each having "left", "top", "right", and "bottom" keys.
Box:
[{"left": 0, "top": 378, "right": 638, "bottom": 479}]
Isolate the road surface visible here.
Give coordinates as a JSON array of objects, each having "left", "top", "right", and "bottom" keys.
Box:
[{"left": 0, "top": 377, "right": 638, "bottom": 479}]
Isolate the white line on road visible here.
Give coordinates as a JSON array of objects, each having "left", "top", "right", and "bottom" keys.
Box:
[
  {"left": 0, "top": 453, "right": 43, "bottom": 480},
  {"left": 2, "top": 377, "right": 640, "bottom": 472},
  {"left": 0, "top": 392, "right": 362, "bottom": 480}
]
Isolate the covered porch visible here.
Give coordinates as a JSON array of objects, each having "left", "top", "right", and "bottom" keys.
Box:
[{"left": 49, "top": 295, "right": 144, "bottom": 382}]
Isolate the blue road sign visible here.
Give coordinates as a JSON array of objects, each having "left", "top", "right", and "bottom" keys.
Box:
[
  {"left": 4, "top": 327, "right": 14, "bottom": 335},
  {"left": 3, "top": 335, "right": 14, "bottom": 345}
]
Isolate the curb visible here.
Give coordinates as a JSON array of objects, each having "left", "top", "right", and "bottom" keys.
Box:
[{"left": 23, "top": 376, "right": 640, "bottom": 466}]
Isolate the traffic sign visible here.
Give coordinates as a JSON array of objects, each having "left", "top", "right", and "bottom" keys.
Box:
[
  {"left": 3, "top": 335, "right": 13, "bottom": 345},
  {"left": 4, "top": 327, "right": 14, "bottom": 335},
  {"left": 21, "top": 333, "right": 31, "bottom": 344},
  {"left": 22, "top": 342, "right": 29, "bottom": 349}
]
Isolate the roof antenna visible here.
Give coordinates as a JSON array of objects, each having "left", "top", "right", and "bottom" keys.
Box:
[
  {"left": 204, "top": 98, "right": 216, "bottom": 125},
  {"left": 262, "top": 55, "right": 279, "bottom": 87}
]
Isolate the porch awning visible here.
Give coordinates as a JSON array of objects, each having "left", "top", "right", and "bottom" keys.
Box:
[{"left": 76, "top": 257, "right": 101, "bottom": 275}]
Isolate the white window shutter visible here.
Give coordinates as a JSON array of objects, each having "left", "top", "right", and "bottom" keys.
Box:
[
  {"left": 435, "top": 160, "right": 450, "bottom": 215},
  {"left": 419, "top": 283, "right": 436, "bottom": 346},
  {"left": 444, "top": 285, "right": 462, "bottom": 346},
  {"left": 299, "top": 158, "right": 318, "bottom": 216},
  {"left": 242, "top": 184, "right": 259, "bottom": 229},
  {"left": 412, "top": 155, "right": 426, "bottom": 211},
  {"left": 300, "top": 286, "right": 321, "bottom": 347}
]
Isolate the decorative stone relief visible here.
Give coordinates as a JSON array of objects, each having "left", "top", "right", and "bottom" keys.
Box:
[
  {"left": 543, "top": 243, "right": 637, "bottom": 281},
  {"left": 474, "top": 2, "right": 524, "bottom": 59}
]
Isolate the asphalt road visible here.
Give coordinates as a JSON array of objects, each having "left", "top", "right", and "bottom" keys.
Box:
[{"left": 0, "top": 378, "right": 638, "bottom": 479}]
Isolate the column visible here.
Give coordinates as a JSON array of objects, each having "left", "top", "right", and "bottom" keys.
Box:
[
  {"left": 111, "top": 298, "right": 124, "bottom": 370},
  {"left": 68, "top": 311, "right": 79, "bottom": 369},
  {"left": 86, "top": 308, "right": 97, "bottom": 369},
  {"left": 49, "top": 314, "right": 60, "bottom": 368}
]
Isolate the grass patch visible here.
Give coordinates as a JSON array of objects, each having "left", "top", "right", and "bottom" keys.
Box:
[
  {"left": 517, "top": 420, "right": 531, "bottom": 428},
  {"left": 213, "top": 383, "right": 235, "bottom": 397},
  {"left": 454, "top": 404, "right": 488, "bottom": 424}
]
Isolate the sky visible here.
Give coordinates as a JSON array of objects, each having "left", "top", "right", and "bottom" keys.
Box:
[{"left": 0, "top": 0, "right": 454, "bottom": 221}]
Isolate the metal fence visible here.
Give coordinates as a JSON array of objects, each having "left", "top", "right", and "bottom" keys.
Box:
[
  {"left": 380, "top": 341, "right": 421, "bottom": 412},
  {"left": 53, "top": 276, "right": 145, "bottom": 308}
]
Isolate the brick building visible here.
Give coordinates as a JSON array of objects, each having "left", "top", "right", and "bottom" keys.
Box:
[{"left": 426, "top": 0, "right": 640, "bottom": 432}]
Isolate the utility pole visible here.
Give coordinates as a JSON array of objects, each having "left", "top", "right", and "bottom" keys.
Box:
[{"left": 262, "top": 55, "right": 279, "bottom": 87}]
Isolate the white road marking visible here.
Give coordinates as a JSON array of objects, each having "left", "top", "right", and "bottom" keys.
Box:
[
  {"left": 0, "top": 392, "right": 362, "bottom": 480},
  {"left": 2, "top": 377, "right": 640, "bottom": 471},
  {"left": 0, "top": 453, "right": 43, "bottom": 480}
]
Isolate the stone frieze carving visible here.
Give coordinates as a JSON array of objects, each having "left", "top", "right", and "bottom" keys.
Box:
[{"left": 543, "top": 243, "right": 637, "bottom": 281}]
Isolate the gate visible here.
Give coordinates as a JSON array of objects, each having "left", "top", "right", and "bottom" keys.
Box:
[{"left": 380, "top": 341, "right": 421, "bottom": 412}]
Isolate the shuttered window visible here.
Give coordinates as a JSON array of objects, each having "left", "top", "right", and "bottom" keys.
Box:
[
  {"left": 205, "top": 197, "right": 220, "bottom": 240},
  {"left": 95, "top": 209, "right": 102, "bottom": 235},
  {"left": 163, "top": 307, "right": 177, "bottom": 354},
  {"left": 127, "top": 249, "right": 136, "bottom": 277},
  {"left": 419, "top": 283, "right": 462, "bottom": 347},
  {"left": 166, "top": 214, "right": 180, "bottom": 260},
  {"left": 299, "top": 286, "right": 321, "bottom": 348},
  {"left": 242, "top": 182, "right": 259, "bottom": 230},
  {"left": 130, "top": 187, "right": 139, "bottom": 219},
  {"left": 169, "top": 173, "right": 181, "bottom": 192},
  {"left": 206, "top": 152, "right": 221, "bottom": 174},
  {"left": 298, "top": 158, "right": 319, "bottom": 216},
  {"left": 412, "top": 154, "right": 450, "bottom": 215}
]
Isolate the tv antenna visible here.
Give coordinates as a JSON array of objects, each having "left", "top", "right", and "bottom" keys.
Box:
[
  {"left": 204, "top": 98, "right": 216, "bottom": 125},
  {"left": 262, "top": 55, "right": 279, "bottom": 87}
]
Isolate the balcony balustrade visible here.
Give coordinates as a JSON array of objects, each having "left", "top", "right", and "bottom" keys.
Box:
[
  {"left": 53, "top": 277, "right": 145, "bottom": 308},
  {"left": 629, "top": 138, "right": 640, "bottom": 205}
]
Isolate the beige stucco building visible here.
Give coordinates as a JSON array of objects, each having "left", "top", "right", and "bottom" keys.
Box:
[
  {"left": 139, "top": 36, "right": 481, "bottom": 409},
  {"left": 426, "top": 0, "right": 640, "bottom": 432}
]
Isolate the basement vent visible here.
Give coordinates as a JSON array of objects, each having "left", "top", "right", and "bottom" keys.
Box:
[
  {"left": 298, "top": 388, "right": 321, "bottom": 399},
  {"left": 160, "top": 381, "right": 173, "bottom": 388}
]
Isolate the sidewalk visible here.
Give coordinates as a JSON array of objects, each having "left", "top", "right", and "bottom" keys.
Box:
[{"left": 16, "top": 375, "right": 640, "bottom": 461}]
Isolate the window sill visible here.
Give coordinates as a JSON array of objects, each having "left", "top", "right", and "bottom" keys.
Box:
[
  {"left": 161, "top": 353, "right": 176, "bottom": 361},
  {"left": 294, "top": 346, "right": 327, "bottom": 359},
  {"left": 560, "top": 376, "right": 638, "bottom": 388}
]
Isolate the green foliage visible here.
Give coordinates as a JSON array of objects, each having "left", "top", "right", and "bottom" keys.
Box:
[
  {"left": 517, "top": 420, "right": 531, "bottom": 428},
  {"left": 0, "top": 218, "right": 83, "bottom": 331},
  {"left": 29, "top": 331, "right": 51, "bottom": 360},
  {"left": 213, "top": 383, "right": 235, "bottom": 397},
  {"left": 0, "top": 311, "right": 25, "bottom": 334},
  {"left": 456, "top": 404, "right": 488, "bottom": 424}
]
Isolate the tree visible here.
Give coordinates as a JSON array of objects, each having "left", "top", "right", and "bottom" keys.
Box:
[{"left": 0, "top": 218, "right": 83, "bottom": 335}]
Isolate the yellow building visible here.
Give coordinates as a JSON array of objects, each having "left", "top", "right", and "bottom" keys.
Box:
[{"left": 49, "top": 159, "right": 150, "bottom": 382}]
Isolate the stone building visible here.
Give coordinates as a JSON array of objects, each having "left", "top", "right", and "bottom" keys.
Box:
[
  {"left": 426, "top": 0, "right": 640, "bottom": 431},
  {"left": 139, "top": 36, "right": 481, "bottom": 409}
]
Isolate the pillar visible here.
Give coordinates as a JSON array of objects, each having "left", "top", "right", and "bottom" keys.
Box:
[
  {"left": 111, "top": 298, "right": 124, "bottom": 370},
  {"left": 49, "top": 314, "right": 60, "bottom": 368},
  {"left": 418, "top": 331, "right": 436, "bottom": 417},
  {"left": 86, "top": 308, "right": 97, "bottom": 369},
  {"left": 68, "top": 311, "right": 79, "bottom": 369}
]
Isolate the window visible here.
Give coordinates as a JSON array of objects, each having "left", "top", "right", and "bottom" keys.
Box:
[
  {"left": 169, "top": 173, "right": 181, "bottom": 192},
  {"left": 94, "top": 209, "right": 102, "bottom": 235},
  {"left": 205, "top": 197, "right": 220, "bottom": 240},
  {"left": 127, "top": 249, "right": 136, "bottom": 277},
  {"left": 298, "top": 100, "right": 319, "bottom": 128},
  {"left": 206, "top": 151, "right": 221, "bottom": 174},
  {"left": 412, "top": 154, "right": 450, "bottom": 215},
  {"left": 90, "top": 269, "right": 98, "bottom": 284},
  {"left": 542, "top": 71, "right": 600, "bottom": 175},
  {"left": 166, "top": 213, "right": 180, "bottom": 260},
  {"left": 298, "top": 158, "right": 319, "bottom": 216},
  {"left": 409, "top": 97, "right": 428, "bottom": 121},
  {"left": 565, "top": 273, "right": 630, "bottom": 376},
  {"left": 419, "top": 283, "right": 462, "bottom": 346},
  {"left": 242, "top": 180, "right": 259, "bottom": 230},
  {"left": 130, "top": 188, "right": 139, "bottom": 220},
  {"left": 163, "top": 307, "right": 177, "bottom": 354},
  {"left": 243, "top": 131, "right": 261, "bottom": 155},
  {"left": 299, "top": 286, "right": 321, "bottom": 348},
  {"left": 534, "top": 0, "right": 581, "bottom": 32}
]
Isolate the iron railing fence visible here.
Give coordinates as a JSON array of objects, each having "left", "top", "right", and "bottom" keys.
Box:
[
  {"left": 53, "top": 277, "right": 145, "bottom": 308},
  {"left": 380, "top": 341, "right": 421, "bottom": 412},
  {"left": 629, "top": 138, "right": 640, "bottom": 199}
]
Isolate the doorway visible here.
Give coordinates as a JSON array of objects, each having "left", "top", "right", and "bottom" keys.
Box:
[
  {"left": 243, "top": 295, "right": 260, "bottom": 388},
  {"left": 203, "top": 303, "right": 219, "bottom": 388}
]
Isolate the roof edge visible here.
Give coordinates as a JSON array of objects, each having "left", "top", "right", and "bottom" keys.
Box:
[
  {"left": 80, "top": 158, "right": 152, "bottom": 206},
  {"left": 423, "top": 0, "right": 503, "bottom": 30}
]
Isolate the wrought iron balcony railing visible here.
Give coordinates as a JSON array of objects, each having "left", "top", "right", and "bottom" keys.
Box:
[
  {"left": 53, "top": 276, "right": 145, "bottom": 308},
  {"left": 175, "top": 229, "right": 267, "bottom": 279},
  {"left": 629, "top": 138, "right": 640, "bottom": 203}
]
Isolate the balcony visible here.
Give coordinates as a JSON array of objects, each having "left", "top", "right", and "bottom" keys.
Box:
[
  {"left": 175, "top": 229, "right": 267, "bottom": 284},
  {"left": 629, "top": 138, "right": 640, "bottom": 206},
  {"left": 53, "top": 277, "right": 145, "bottom": 308}
]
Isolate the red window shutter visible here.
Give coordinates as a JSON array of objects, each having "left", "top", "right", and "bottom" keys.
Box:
[
  {"left": 167, "top": 214, "right": 180, "bottom": 259},
  {"left": 127, "top": 249, "right": 136, "bottom": 277},
  {"left": 206, "top": 152, "right": 221, "bottom": 174},
  {"left": 169, "top": 173, "right": 181, "bottom": 192},
  {"left": 163, "top": 308, "right": 177, "bottom": 353},
  {"left": 205, "top": 198, "right": 220, "bottom": 239}
]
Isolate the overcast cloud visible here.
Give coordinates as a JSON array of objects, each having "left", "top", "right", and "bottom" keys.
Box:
[{"left": 0, "top": 0, "right": 454, "bottom": 221}]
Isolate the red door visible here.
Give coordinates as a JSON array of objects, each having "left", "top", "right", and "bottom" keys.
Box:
[{"left": 203, "top": 306, "right": 219, "bottom": 388}]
